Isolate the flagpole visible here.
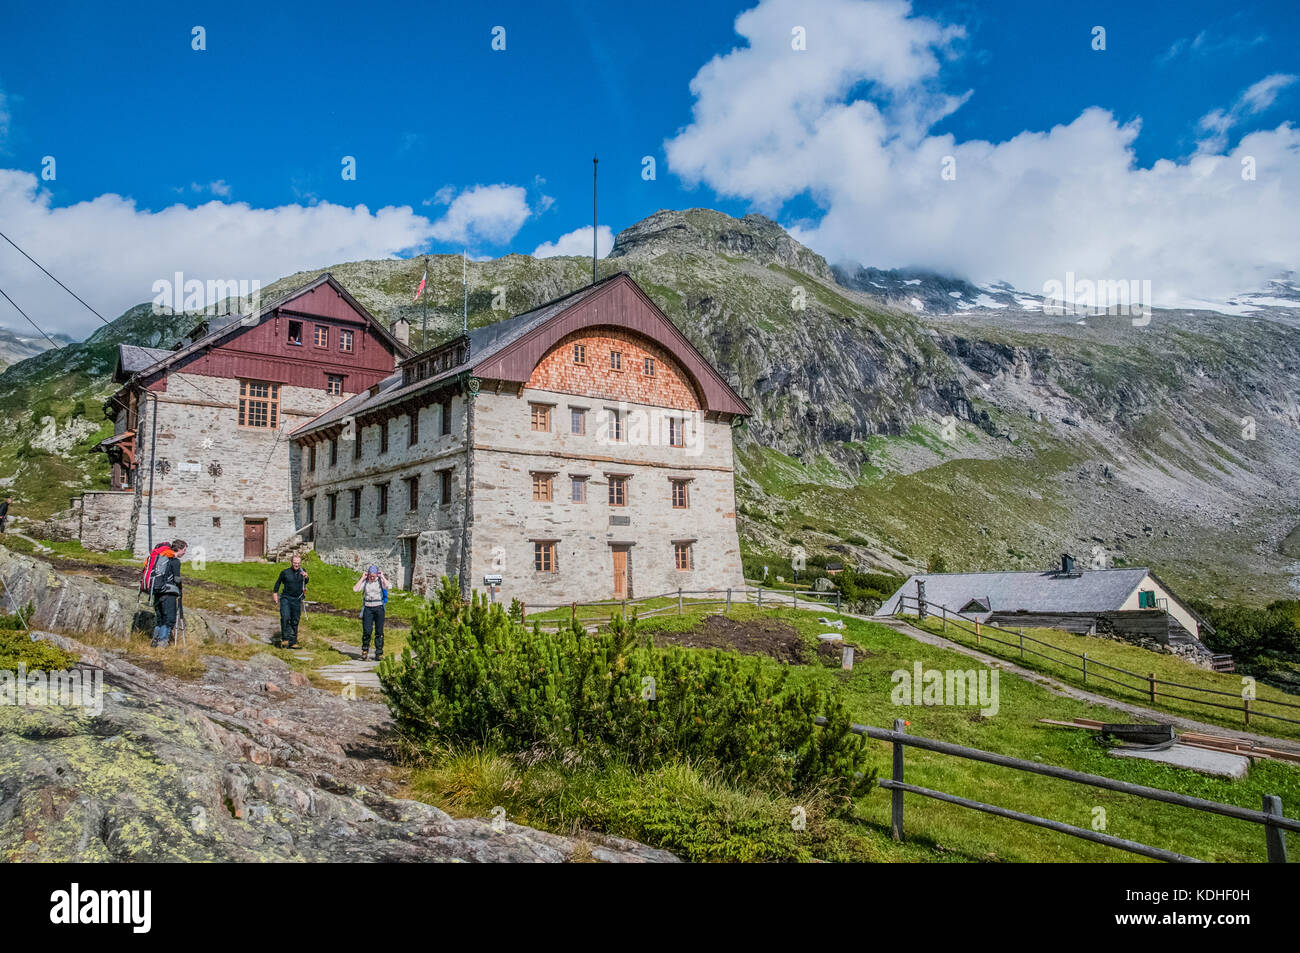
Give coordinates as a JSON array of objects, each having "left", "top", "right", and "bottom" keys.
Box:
[
  {"left": 462, "top": 249, "right": 468, "bottom": 336},
  {"left": 421, "top": 256, "right": 428, "bottom": 351},
  {"left": 592, "top": 155, "right": 598, "bottom": 286}
]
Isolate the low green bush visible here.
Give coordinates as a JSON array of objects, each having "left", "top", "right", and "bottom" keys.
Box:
[{"left": 381, "top": 578, "right": 873, "bottom": 811}]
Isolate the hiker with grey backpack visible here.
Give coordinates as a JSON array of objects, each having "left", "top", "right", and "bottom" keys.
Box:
[
  {"left": 142, "top": 539, "right": 187, "bottom": 647},
  {"left": 352, "top": 565, "right": 390, "bottom": 660}
]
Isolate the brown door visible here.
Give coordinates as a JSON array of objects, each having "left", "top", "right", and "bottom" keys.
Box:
[
  {"left": 611, "top": 547, "right": 628, "bottom": 598},
  {"left": 403, "top": 537, "right": 417, "bottom": 590},
  {"left": 243, "top": 520, "right": 265, "bottom": 560}
]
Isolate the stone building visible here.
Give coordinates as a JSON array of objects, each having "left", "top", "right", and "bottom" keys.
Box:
[
  {"left": 292, "top": 272, "right": 751, "bottom": 604},
  {"left": 84, "top": 275, "right": 410, "bottom": 560}
]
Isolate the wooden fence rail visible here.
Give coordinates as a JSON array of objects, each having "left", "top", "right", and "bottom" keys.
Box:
[
  {"left": 895, "top": 595, "right": 1300, "bottom": 728},
  {"left": 815, "top": 716, "right": 1294, "bottom": 863},
  {"left": 515, "top": 586, "right": 843, "bottom": 627}
]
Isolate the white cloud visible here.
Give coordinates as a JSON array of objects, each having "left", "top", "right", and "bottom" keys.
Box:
[
  {"left": 666, "top": 0, "right": 1300, "bottom": 307},
  {"left": 427, "top": 184, "right": 532, "bottom": 245},
  {"left": 1197, "top": 73, "right": 1296, "bottom": 151},
  {"left": 0, "top": 169, "right": 436, "bottom": 338},
  {"left": 532, "top": 225, "right": 614, "bottom": 259}
]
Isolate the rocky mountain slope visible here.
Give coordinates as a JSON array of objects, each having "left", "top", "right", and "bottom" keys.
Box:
[{"left": 1, "top": 208, "right": 1297, "bottom": 603}]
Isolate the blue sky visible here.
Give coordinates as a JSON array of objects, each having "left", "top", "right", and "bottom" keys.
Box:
[{"left": 1, "top": 0, "right": 1297, "bottom": 335}]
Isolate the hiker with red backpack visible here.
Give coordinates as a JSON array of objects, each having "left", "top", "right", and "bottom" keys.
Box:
[
  {"left": 352, "top": 565, "right": 389, "bottom": 660},
  {"left": 142, "top": 539, "right": 187, "bottom": 647}
]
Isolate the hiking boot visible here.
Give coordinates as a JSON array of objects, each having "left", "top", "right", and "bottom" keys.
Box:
[
  {"left": 286, "top": 642, "right": 300, "bottom": 650},
  {"left": 360, "top": 649, "right": 369, "bottom": 661}
]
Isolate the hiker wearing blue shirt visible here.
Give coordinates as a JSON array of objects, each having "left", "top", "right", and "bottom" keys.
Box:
[{"left": 353, "top": 565, "right": 390, "bottom": 660}]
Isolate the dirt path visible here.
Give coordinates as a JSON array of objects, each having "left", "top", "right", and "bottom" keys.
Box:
[{"left": 867, "top": 614, "right": 1300, "bottom": 755}]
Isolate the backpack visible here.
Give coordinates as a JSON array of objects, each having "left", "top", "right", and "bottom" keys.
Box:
[{"left": 140, "top": 545, "right": 174, "bottom": 594}]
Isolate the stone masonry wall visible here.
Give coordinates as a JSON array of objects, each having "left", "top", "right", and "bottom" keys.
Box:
[
  {"left": 298, "top": 394, "right": 467, "bottom": 592},
  {"left": 132, "top": 372, "right": 353, "bottom": 561},
  {"left": 78, "top": 491, "right": 136, "bottom": 552},
  {"left": 468, "top": 385, "right": 744, "bottom": 606}
]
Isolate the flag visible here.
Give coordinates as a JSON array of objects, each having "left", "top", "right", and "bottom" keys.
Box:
[{"left": 414, "top": 264, "right": 427, "bottom": 302}]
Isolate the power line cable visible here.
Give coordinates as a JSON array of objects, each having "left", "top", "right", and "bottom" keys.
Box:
[{"left": 0, "top": 282, "right": 64, "bottom": 350}]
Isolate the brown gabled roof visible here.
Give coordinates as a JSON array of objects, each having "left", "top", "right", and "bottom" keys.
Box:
[
  {"left": 118, "top": 273, "right": 412, "bottom": 386},
  {"left": 291, "top": 272, "right": 751, "bottom": 440}
]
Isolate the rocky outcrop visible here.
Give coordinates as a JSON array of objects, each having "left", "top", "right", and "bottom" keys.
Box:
[
  {"left": 0, "top": 629, "right": 677, "bottom": 863},
  {"left": 0, "top": 545, "right": 238, "bottom": 644}
]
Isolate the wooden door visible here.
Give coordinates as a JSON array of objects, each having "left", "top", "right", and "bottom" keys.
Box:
[
  {"left": 403, "top": 537, "right": 417, "bottom": 590},
  {"left": 243, "top": 520, "right": 265, "bottom": 560},
  {"left": 612, "top": 548, "right": 628, "bottom": 598}
]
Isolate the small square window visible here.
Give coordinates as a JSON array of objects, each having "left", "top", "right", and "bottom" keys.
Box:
[
  {"left": 610, "top": 350, "right": 623, "bottom": 371},
  {"left": 573, "top": 344, "right": 586, "bottom": 364},
  {"left": 671, "top": 480, "right": 689, "bottom": 509},
  {"left": 339, "top": 329, "right": 354, "bottom": 353},
  {"left": 530, "top": 403, "right": 551, "bottom": 432},
  {"left": 644, "top": 357, "right": 655, "bottom": 377},
  {"left": 534, "top": 541, "right": 556, "bottom": 573},
  {"left": 608, "top": 476, "right": 626, "bottom": 506},
  {"left": 668, "top": 417, "right": 686, "bottom": 448},
  {"left": 571, "top": 477, "right": 587, "bottom": 503},
  {"left": 327, "top": 374, "right": 344, "bottom": 396},
  {"left": 212, "top": 517, "right": 221, "bottom": 528},
  {"left": 608, "top": 409, "right": 624, "bottom": 442},
  {"left": 314, "top": 325, "right": 329, "bottom": 348},
  {"left": 532, "top": 472, "right": 553, "bottom": 502},
  {"left": 287, "top": 321, "right": 303, "bottom": 345},
  {"left": 674, "top": 542, "right": 693, "bottom": 571},
  {"left": 571, "top": 409, "right": 586, "bottom": 435},
  {"left": 167, "top": 516, "right": 176, "bottom": 527}
]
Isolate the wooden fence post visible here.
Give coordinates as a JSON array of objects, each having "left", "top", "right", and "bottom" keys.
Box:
[
  {"left": 1245, "top": 698, "right": 1251, "bottom": 726},
  {"left": 892, "top": 718, "right": 906, "bottom": 842},
  {"left": 1082, "top": 652, "right": 1088, "bottom": 684},
  {"left": 975, "top": 618, "right": 981, "bottom": 645},
  {"left": 1149, "top": 673, "right": 1157, "bottom": 705},
  {"left": 835, "top": 591, "right": 841, "bottom": 613},
  {"left": 1264, "top": 794, "right": 1289, "bottom": 863},
  {"left": 571, "top": 601, "right": 577, "bottom": 625},
  {"left": 726, "top": 588, "right": 732, "bottom": 614},
  {"left": 1019, "top": 630, "right": 1025, "bottom": 660},
  {"left": 793, "top": 589, "right": 798, "bottom": 610},
  {"left": 757, "top": 586, "right": 763, "bottom": 608},
  {"left": 678, "top": 588, "right": 683, "bottom": 615},
  {"left": 520, "top": 602, "right": 526, "bottom": 622},
  {"left": 941, "top": 606, "right": 947, "bottom": 631}
]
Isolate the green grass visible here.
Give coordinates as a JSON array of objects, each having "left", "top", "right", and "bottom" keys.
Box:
[
  {"left": 905, "top": 614, "right": 1300, "bottom": 740},
  {"left": 629, "top": 606, "right": 1300, "bottom": 860}
]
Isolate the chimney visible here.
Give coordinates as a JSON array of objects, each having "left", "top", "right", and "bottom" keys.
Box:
[
  {"left": 391, "top": 316, "right": 410, "bottom": 346},
  {"left": 1060, "top": 553, "right": 1076, "bottom": 574}
]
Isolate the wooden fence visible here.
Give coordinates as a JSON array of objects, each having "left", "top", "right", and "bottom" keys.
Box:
[
  {"left": 815, "top": 716, "right": 1295, "bottom": 863},
  {"left": 895, "top": 595, "right": 1300, "bottom": 729}
]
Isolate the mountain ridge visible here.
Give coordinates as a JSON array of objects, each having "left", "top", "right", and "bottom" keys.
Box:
[{"left": 1, "top": 207, "right": 1297, "bottom": 604}]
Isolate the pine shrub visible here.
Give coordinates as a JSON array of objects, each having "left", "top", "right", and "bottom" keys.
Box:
[{"left": 380, "top": 578, "right": 873, "bottom": 809}]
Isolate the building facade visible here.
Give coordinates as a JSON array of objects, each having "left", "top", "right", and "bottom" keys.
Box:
[
  {"left": 84, "top": 275, "right": 409, "bottom": 560},
  {"left": 293, "top": 273, "right": 751, "bottom": 604}
]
